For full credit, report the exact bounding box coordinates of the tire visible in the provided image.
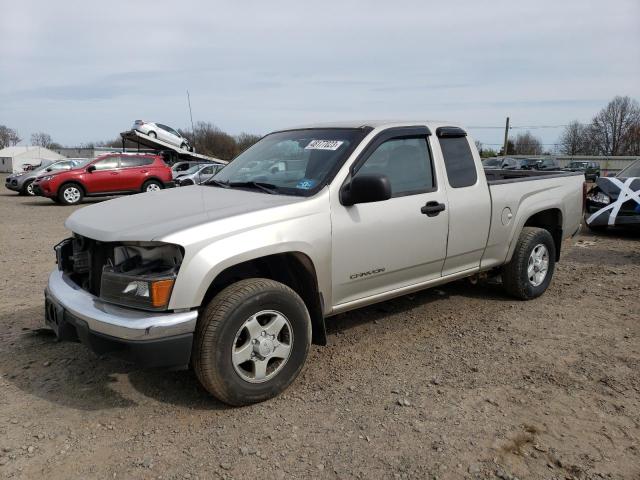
[142,179,162,193]
[148,131,157,139]
[193,278,312,406]
[180,143,188,151]
[58,183,84,205]
[23,180,35,196]
[502,227,556,300]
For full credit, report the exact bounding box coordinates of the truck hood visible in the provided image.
[65,185,305,242]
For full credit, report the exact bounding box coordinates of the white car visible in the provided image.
[132,120,193,151]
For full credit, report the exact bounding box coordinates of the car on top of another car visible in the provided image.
[32,153,173,205]
[131,120,193,151]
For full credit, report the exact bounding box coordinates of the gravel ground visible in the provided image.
[0,181,638,480]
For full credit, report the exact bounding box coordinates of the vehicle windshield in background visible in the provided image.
[568,162,588,169]
[210,128,368,196]
[616,160,640,177]
[482,158,502,167]
[182,164,207,175]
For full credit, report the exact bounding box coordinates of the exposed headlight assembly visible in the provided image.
[100,243,183,311]
[587,191,611,205]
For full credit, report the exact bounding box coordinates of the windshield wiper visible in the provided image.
[228,181,279,194]
[207,179,231,188]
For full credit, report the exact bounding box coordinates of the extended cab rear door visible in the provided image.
[434,127,491,275]
[330,126,449,307]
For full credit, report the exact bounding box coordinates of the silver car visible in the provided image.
[5,158,86,196]
[175,163,224,186]
[131,120,193,151]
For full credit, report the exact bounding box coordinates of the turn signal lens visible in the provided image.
[150,279,175,308]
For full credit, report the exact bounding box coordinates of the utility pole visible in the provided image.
[502,117,510,156]
[187,90,196,151]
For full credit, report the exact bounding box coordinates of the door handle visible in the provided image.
[421,201,446,217]
[140,169,148,173]
[110,172,119,175]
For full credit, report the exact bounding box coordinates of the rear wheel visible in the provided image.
[502,227,556,300]
[142,180,162,192]
[148,131,157,139]
[58,183,84,205]
[193,278,312,406]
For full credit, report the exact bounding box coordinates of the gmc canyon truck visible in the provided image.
[44,121,584,405]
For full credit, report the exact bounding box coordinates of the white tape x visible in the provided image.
[587,177,640,226]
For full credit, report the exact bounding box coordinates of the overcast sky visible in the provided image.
[1,0,639,150]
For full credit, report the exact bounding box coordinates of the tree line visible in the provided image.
[2,95,638,159]
[558,96,640,156]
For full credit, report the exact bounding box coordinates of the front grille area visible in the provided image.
[56,235,114,296]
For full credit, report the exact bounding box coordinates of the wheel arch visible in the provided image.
[522,208,563,261]
[141,177,163,190]
[200,252,327,346]
[58,180,86,197]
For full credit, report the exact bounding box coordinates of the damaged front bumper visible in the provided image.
[44,269,197,368]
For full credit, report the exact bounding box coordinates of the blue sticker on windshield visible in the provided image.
[296,179,317,190]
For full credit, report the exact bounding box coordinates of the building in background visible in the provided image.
[0,146,66,173]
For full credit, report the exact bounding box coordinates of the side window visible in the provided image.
[438,136,477,188]
[120,156,153,168]
[355,137,434,197]
[201,166,214,175]
[93,156,119,171]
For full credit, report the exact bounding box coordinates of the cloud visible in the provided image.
[0,0,638,147]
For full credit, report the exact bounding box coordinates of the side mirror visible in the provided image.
[45,168,52,172]
[87,165,96,173]
[341,174,392,206]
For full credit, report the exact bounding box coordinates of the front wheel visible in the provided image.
[147,131,157,139]
[22,180,35,196]
[193,278,312,406]
[502,227,556,300]
[142,180,162,192]
[58,183,84,205]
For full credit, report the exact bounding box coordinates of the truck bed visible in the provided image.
[485,169,583,185]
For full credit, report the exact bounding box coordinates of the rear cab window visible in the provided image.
[436,127,477,188]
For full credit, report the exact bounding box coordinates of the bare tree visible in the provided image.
[0,125,21,148]
[559,121,587,155]
[31,132,54,148]
[590,96,640,155]
[235,132,261,154]
[512,131,543,155]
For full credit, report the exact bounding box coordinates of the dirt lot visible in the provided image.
[0,183,638,480]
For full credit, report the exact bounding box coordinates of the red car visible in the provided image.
[33,153,173,205]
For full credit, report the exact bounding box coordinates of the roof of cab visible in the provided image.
[278,120,465,132]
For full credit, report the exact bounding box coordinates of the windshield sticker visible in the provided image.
[296,179,317,190]
[305,139,344,151]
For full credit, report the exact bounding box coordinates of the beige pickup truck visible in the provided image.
[45,121,584,405]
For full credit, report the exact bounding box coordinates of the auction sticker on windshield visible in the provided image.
[305,140,344,150]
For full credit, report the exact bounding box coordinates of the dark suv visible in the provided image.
[563,161,600,181]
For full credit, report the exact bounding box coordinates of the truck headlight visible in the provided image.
[99,242,183,311]
[101,271,175,310]
[586,191,610,205]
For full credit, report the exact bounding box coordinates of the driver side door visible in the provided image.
[330,127,449,307]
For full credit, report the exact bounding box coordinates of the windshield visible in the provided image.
[211,128,369,195]
[617,160,640,177]
[182,164,206,175]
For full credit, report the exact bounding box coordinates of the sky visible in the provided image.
[1,0,639,151]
